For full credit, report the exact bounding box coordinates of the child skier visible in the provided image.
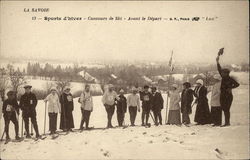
[2,91,21,141]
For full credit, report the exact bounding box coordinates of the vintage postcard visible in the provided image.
[0,1,249,159]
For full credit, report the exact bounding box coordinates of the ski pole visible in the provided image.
[149,111,155,124]
[0,130,5,141]
[44,102,47,135]
[21,117,24,137]
[165,94,169,124]
[31,124,33,136]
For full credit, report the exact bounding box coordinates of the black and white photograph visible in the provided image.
[0,1,249,159]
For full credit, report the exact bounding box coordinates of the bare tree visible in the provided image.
[56,80,70,95]
[0,68,9,100]
[7,65,26,94]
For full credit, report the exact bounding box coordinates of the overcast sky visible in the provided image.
[1,1,249,64]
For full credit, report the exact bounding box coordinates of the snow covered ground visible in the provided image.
[0,85,249,159]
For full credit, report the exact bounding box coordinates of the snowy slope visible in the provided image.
[0,85,249,159]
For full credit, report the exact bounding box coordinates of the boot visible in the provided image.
[15,136,21,140]
[26,134,31,138]
[6,135,10,140]
[36,134,41,138]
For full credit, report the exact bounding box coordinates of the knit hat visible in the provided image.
[196,79,204,85]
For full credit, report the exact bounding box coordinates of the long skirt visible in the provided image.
[167,110,181,125]
[60,111,74,130]
[194,101,211,125]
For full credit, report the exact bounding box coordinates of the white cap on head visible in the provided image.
[132,87,137,91]
[50,87,57,92]
[196,79,204,85]
[119,89,124,93]
[63,86,71,91]
[172,84,178,89]
[108,84,114,88]
[213,74,222,80]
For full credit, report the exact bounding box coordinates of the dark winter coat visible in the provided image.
[181,89,193,114]
[19,92,38,116]
[59,92,74,130]
[2,98,20,117]
[217,63,240,108]
[139,91,152,108]
[194,86,211,124]
[151,92,164,111]
[116,94,127,114]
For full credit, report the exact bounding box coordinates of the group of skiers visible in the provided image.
[0,54,240,141]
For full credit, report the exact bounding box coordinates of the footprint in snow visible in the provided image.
[191,132,196,135]
[179,141,184,144]
[142,132,147,135]
[148,140,153,144]
[163,139,168,143]
[128,140,132,143]
[103,151,111,157]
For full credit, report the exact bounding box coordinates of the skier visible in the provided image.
[151,86,164,125]
[102,84,119,128]
[59,86,74,132]
[116,89,127,127]
[127,87,140,126]
[44,87,61,135]
[210,74,222,126]
[193,79,211,125]
[216,55,240,126]
[20,85,41,138]
[2,91,21,141]
[79,84,93,130]
[167,84,181,125]
[139,85,152,126]
[181,82,193,125]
